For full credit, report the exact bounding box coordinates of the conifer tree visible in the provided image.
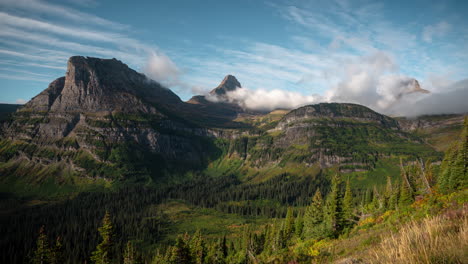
[283,207,295,241]
[294,212,304,239]
[91,211,114,264]
[389,181,399,210]
[370,186,381,211]
[169,236,191,264]
[342,179,354,228]
[304,189,325,239]
[439,118,467,192]
[383,176,393,209]
[399,175,413,207]
[221,235,228,259]
[189,230,205,264]
[31,226,51,264]
[50,237,64,264]
[123,241,139,264]
[326,175,344,237]
[206,238,226,264]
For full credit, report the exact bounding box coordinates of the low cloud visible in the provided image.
[324,52,429,112]
[218,87,320,111]
[390,79,468,117]
[15,98,26,104]
[143,51,180,85]
[204,51,468,117]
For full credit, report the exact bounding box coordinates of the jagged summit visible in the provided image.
[24,56,181,113]
[209,75,241,97]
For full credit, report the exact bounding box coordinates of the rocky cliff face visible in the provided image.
[0,57,225,179]
[209,75,242,97]
[0,57,439,182]
[222,103,436,172]
[397,114,465,132]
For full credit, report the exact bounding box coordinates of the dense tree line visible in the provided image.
[0,171,326,263]
[4,119,467,263]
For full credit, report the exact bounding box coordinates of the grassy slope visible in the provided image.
[282,189,468,263]
[156,200,269,243]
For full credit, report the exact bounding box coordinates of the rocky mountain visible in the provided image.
[397,114,465,151]
[0,57,235,181]
[220,103,437,174]
[187,75,264,125]
[209,74,242,97]
[0,56,442,187]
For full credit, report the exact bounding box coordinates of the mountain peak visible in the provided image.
[209,75,241,96]
[23,56,181,113]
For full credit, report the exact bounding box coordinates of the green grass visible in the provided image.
[154,200,269,243]
[345,158,401,189]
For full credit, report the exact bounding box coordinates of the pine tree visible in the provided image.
[389,181,399,210]
[123,241,139,264]
[221,235,228,259]
[342,179,354,228]
[206,239,226,264]
[91,211,114,264]
[189,230,205,264]
[398,162,414,207]
[283,207,295,241]
[50,237,64,264]
[383,176,393,209]
[169,236,192,264]
[31,226,52,264]
[370,186,381,211]
[294,212,304,239]
[304,188,325,239]
[326,175,344,237]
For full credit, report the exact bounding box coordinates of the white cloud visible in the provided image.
[0,12,140,47]
[390,79,468,116]
[15,98,27,104]
[210,87,320,111]
[1,0,126,30]
[422,21,451,43]
[143,51,181,85]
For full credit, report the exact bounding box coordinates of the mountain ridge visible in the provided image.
[0,56,443,188]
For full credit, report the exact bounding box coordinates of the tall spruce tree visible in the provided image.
[304,189,325,239]
[189,230,206,264]
[123,241,139,264]
[439,117,468,192]
[326,175,344,237]
[91,211,114,264]
[31,226,51,264]
[50,237,64,264]
[283,207,295,241]
[168,236,192,264]
[342,179,354,228]
[294,212,304,239]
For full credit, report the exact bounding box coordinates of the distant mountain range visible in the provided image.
[0,56,463,192]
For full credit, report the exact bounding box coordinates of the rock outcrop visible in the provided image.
[209,75,242,97]
[0,57,224,178]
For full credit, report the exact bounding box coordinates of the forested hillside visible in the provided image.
[0,57,466,264]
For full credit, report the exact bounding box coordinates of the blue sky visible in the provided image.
[0,0,467,114]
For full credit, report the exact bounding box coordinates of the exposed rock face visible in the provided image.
[209,75,241,97]
[221,103,432,172]
[0,56,220,176]
[0,57,438,181]
[26,56,181,114]
[186,75,254,122]
[397,114,465,132]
